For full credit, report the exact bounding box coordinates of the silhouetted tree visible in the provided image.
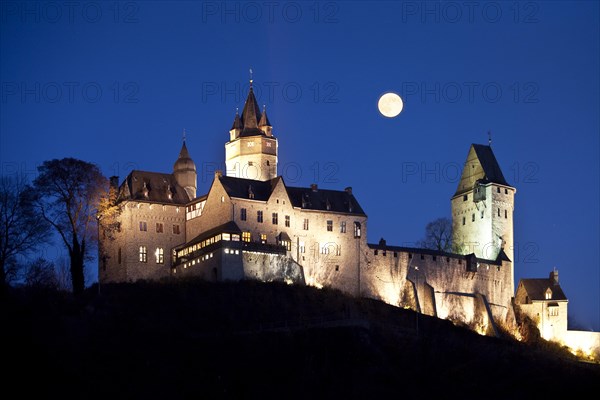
[24,258,57,288]
[418,217,453,252]
[33,158,108,295]
[0,175,51,289]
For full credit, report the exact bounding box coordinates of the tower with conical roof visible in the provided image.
[173,138,197,200]
[225,78,277,181]
[451,143,516,264]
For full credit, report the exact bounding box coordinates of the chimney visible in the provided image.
[550,269,559,285]
[379,237,386,247]
[345,186,352,195]
[109,176,119,190]
[310,183,318,192]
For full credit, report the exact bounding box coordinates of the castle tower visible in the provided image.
[451,144,515,263]
[173,140,197,200]
[225,79,278,181]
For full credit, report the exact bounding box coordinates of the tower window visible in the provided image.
[139,246,147,263]
[481,210,484,218]
[340,221,347,233]
[505,188,508,194]
[285,215,290,227]
[241,208,247,221]
[336,246,341,256]
[266,160,270,166]
[327,220,333,232]
[139,221,147,232]
[156,223,163,233]
[353,221,361,238]
[497,187,501,193]
[257,210,263,223]
[303,218,309,230]
[505,209,508,219]
[272,213,278,225]
[173,224,180,234]
[498,208,501,217]
[155,248,164,264]
[472,213,475,222]
[463,194,468,201]
[462,216,466,225]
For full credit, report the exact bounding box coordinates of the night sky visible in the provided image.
[1,1,598,330]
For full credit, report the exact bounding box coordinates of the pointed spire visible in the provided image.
[258,105,271,127]
[178,140,191,159]
[240,78,263,136]
[231,108,242,130]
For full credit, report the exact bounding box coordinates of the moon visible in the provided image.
[378,92,404,118]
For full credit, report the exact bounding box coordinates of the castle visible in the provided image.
[98,79,598,350]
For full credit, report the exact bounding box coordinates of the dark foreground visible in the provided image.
[2,279,598,399]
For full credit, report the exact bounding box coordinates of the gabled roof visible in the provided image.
[118,170,190,204]
[518,278,568,301]
[286,186,366,215]
[218,175,366,215]
[454,144,510,196]
[219,175,280,201]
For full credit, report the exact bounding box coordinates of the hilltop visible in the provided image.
[2,279,598,399]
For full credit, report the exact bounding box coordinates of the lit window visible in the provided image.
[139,246,147,263]
[327,220,333,232]
[549,307,559,316]
[223,233,231,241]
[320,244,330,255]
[241,208,247,221]
[260,234,267,244]
[285,215,290,227]
[340,221,346,233]
[545,290,552,300]
[155,248,164,264]
[242,232,251,242]
[257,210,263,223]
[224,248,230,254]
[173,224,180,234]
[156,223,163,233]
[336,245,341,256]
[303,218,309,230]
[139,221,147,231]
[354,221,361,238]
[272,213,278,225]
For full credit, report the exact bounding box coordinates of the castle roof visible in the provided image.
[367,243,508,265]
[239,85,265,137]
[218,175,366,215]
[173,141,196,173]
[517,278,568,301]
[454,144,510,197]
[258,106,271,127]
[182,221,242,248]
[118,170,191,204]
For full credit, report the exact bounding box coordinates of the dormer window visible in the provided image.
[248,185,254,199]
[545,288,552,300]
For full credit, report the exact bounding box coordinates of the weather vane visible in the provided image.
[183,128,186,142]
[249,68,253,86]
[488,131,492,146]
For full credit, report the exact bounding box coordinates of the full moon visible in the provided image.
[378,92,404,118]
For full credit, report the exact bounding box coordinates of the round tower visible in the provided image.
[173,141,197,200]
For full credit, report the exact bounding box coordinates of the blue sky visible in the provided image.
[1,1,598,329]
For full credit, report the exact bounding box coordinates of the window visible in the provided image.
[139,246,147,263]
[335,265,339,271]
[272,212,278,225]
[549,307,559,317]
[472,213,475,222]
[374,249,378,255]
[394,252,398,258]
[340,221,346,233]
[281,240,291,251]
[299,241,305,253]
[285,215,290,227]
[266,160,270,166]
[118,247,121,264]
[303,218,309,230]
[139,221,147,231]
[545,290,552,300]
[241,208,247,221]
[173,224,180,234]
[155,248,164,264]
[463,194,468,201]
[257,210,263,223]
[409,253,413,259]
[498,208,501,217]
[505,188,508,194]
[320,244,330,255]
[481,210,484,219]
[420,254,424,260]
[497,187,501,193]
[432,255,437,261]
[327,220,333,232]
[156,223,163,233]
[248,161,253,166]
[462,216,466,225]
[260,234,267,244]
[505,209,508,219]
[354,221,361,238]
[242,232,251,242]
[336,245,341,256]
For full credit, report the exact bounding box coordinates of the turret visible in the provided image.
[173,141,197,200]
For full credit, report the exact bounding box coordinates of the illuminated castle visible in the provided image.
[99,79,526,335]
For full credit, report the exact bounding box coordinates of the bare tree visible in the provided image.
[24,258,57,288]
[33,158,108,295]
[418,217,453,252]
[0,175,51,289]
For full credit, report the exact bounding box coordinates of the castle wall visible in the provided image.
[361,249,514,329]
[517,301,568,342]
[225,136,277,181]
[185,178,232,238]
[99,201,186,283]
[564,330,600,357]
[242,252,304,284]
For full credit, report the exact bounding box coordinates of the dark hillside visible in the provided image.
[2,279,598,399]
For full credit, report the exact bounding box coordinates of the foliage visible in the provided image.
[0,174,51,288]
[418,217,453,252]
[33,158,108,295]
